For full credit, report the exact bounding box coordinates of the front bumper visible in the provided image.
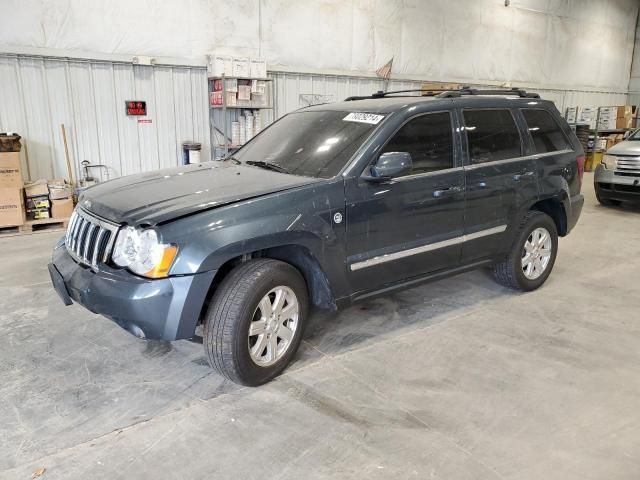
[594,164,640,203]
[49,241,216,341]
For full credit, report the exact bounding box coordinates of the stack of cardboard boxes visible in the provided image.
[0,138,25,228]
[24,179,73,220]
[597,106,633,130]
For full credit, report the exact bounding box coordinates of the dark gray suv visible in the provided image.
[49,88,585,386]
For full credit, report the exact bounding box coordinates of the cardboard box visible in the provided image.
[24,180,49,198]
[26,195,50,210]
[26,208,50,220]
[207,55,233,77]
[249,59,267,79]
[577,107,597,128]
[598,117,617,130]
[0,152,23,188]
[0,187,25,227]
[617,106,632,118]
[421,82,461,94]
[232,57,250,77]
[617,115,633,129]
[565,107,578,123]
[51,198,74,219]
[48,179,73,200]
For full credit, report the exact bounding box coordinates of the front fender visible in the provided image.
[157,181,349,297]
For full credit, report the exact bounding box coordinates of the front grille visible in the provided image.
[65,208,120,269]
[614,156,640,175]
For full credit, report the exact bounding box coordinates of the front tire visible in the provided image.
[493,211,558,291]
[203,259,309,386]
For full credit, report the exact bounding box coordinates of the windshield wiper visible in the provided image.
[224,156,241,164]
[245,160,290,174]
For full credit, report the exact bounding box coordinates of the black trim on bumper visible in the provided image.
[567,193,584,233]
[50,244,216,341]
[597,182,640,203]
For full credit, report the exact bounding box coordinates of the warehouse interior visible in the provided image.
[1,1,640,479]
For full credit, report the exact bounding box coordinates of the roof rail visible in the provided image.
[437,87,540,99]
[344,86,540,101]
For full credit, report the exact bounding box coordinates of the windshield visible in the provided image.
[232,110,384,178]
[627,128,640,140]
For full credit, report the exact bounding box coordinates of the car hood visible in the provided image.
[79,161,321,225]
[607,140,640,156]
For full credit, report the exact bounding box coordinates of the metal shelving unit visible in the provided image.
[208,74,274,160]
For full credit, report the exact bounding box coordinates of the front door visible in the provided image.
[345,111,465,294]
[460,108,538,263]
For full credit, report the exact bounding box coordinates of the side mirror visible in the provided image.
[363,152,413,182]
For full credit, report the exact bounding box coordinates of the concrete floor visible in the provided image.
[1,172,640,479]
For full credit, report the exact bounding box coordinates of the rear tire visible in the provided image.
[203,259,309,386]
[493,211,558,291]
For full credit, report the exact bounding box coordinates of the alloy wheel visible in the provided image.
[521,227,552,280]
[248,286,299,367]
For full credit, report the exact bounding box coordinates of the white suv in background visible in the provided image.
[595,129,640,206]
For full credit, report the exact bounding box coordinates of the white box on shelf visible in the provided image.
[250,59,267,79]
[577,106,596,128]
[598,117,617,130]
[238,85,251,101]
[208,55,233,77]
[225,78,238,93]
[565,107,577,123]
[232,58,250,77]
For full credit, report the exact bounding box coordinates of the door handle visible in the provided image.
[433,186,463,198]
[513,171,535,181]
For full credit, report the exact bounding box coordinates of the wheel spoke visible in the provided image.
[521,252,532,267]
[259,296,273,317]
[249,320,266,336]
[280,302,298,320]
[251,333,268,358]
[267,334,278,361]
[278,324,294,342]
[273,289,287,316]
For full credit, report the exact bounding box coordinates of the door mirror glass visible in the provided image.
[365,152,413,181]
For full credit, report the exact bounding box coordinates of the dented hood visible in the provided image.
[79,161,320,225]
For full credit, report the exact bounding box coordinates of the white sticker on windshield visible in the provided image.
[343,112,385,125]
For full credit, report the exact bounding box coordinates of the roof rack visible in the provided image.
[344,87,540,101]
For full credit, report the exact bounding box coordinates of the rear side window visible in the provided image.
[463,109,522,164]
[380,111,453,175]
[522,109,571,153]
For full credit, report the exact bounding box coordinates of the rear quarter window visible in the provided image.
[521,109,571,153]
[463,109,522,164]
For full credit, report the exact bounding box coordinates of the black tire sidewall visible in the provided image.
[230,263,309,385]
[512,214,558,291]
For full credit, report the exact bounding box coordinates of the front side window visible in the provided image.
[234,110,383,178]
[522,109,571,153]
[380,112,454,175]
[463,109,522,164]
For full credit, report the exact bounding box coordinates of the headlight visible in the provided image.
[602,154,617,170]
[112,227,178,279]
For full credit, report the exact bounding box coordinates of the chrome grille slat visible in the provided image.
[64,208,120,270]
[614,156,640,174]
[71,218,84,253]
[84,224,98,260]
[91,228,106,267]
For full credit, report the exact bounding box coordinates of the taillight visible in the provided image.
[576,155,585,188]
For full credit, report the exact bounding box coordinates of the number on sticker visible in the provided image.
[343,112,385,124]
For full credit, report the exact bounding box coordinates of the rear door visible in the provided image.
[460,108,538,263]
[345,110,465,293]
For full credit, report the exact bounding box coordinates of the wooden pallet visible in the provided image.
[0,217,70,237]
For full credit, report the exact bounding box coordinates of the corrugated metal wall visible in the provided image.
[0,55,209,183]
[0,55,631,182]
[270,71,629,118]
